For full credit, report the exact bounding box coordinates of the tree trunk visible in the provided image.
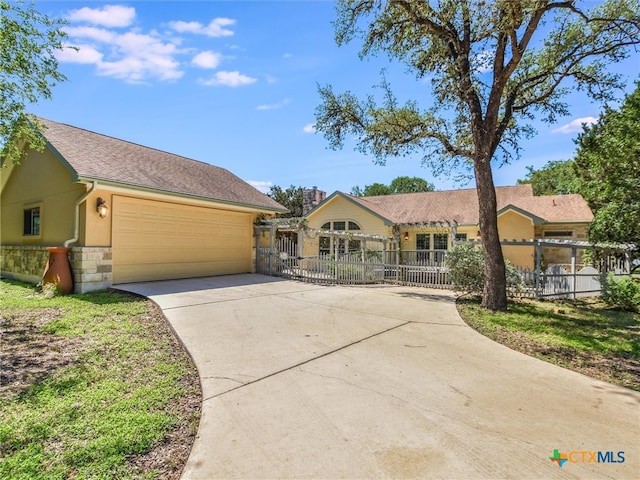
[474,157,508,311]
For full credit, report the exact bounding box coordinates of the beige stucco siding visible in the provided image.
[0,149,84,245]
[304,195,392,255]
[112,196,253,283]
[498,210,536,269]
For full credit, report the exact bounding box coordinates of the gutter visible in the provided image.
[64,181,98,247]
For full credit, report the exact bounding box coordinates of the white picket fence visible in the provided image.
[256,236,630,297]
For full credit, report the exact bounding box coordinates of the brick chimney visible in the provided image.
[302,186,326,215]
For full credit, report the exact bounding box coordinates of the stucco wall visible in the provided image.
[1,148,84,245]
[304,195,393,256]
[498,210,536,269]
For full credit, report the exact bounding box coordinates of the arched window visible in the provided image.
[319,220,362,255]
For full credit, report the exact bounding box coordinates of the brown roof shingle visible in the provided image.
[39,118,286,212]
[340,184,592,224]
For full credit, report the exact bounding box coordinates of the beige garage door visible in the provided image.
[112,196,253,283]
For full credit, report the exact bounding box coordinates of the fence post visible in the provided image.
[571,247,577,300]
[535,240,542,298]
[268,222,275,275]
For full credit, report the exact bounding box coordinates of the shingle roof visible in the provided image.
[38,118,287,212]
[499,194,594,223]
[333,184,592,225]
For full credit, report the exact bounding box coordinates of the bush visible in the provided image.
[446,243,484,294]
[446,243,523,295]
[601,273,640,312]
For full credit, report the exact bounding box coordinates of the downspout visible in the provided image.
[64,181,98,247]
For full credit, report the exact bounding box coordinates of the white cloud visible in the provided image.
[169,18,235,37]
[256,98,291,110]
[303,123,316,133]
[68,5,135,28]
[552,116,598,134]
[248,180,273,194]
[64,26,117,43]
[199,71,257,87]
[61,26,184,83]
[58,10,246,85]
[55,44,103,64]
[191,51,222,69]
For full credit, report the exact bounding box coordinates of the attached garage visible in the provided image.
[0,118,287,293]
[112,196,254,283]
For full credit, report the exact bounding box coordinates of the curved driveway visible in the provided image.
[117,274,639,479]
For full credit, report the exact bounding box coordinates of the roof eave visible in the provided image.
[76,176,288,214]
[497,204,546,224]
[307,191,395,226]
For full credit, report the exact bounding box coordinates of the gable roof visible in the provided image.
[311,184,593,225]
[498,194,594,223]
[36,118,287,212]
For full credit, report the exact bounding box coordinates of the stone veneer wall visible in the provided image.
[0,245,112,294]
[70,247,113,294]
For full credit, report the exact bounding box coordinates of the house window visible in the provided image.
[433,234,449,250]
[333,221,346,231]
[348,239,361,253]
[544,231,573,238]
[455,233,468,242]
[318,220,362,255]
[23,207,40,236]
[416,234,430,262]
[416,234,430,250]
[319,236,330,255]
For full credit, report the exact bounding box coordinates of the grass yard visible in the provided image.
[457,296,640,391]
[0,280,201,480]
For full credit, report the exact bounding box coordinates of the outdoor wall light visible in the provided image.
[96,197,109,219]
[404,232,409,241]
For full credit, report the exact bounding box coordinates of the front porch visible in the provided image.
[255,219,635,298]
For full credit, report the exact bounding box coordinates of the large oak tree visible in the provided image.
[315,0,640,310]
[1,0,69,163]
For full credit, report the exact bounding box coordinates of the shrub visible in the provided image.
[601,273,640,312]
[446,243,523,295]
[446,243,484,294]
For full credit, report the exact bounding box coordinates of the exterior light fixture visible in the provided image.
[96,197,109,219]
[404,232,409,241]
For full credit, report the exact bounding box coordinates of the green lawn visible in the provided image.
[457,296,640,391]
[0,280,201,480]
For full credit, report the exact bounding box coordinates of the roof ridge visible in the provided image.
[359,184,531,200]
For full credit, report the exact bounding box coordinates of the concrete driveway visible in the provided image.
[117,274,639,479]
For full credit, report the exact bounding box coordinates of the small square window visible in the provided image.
[333,221,346,231]
[455,233,468,241]
[23,207,40,236]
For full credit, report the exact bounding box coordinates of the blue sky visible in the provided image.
[29,1,639,195]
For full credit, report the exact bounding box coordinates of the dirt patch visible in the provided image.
[0,307,83,400]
